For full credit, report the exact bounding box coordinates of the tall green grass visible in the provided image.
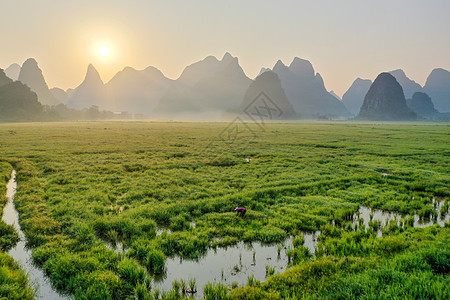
[0,121,448,298]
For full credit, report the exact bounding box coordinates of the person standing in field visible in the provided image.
[234,207,247,217]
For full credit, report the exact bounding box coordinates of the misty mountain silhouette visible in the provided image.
[344,70,422,117]
[18,58,60,106]
[67,64,111,110]
[258,67,271,77]
[389,69,422,99]
[406,92,438,119]
[342,78,372,115]
[50,87,69,104]
[10,56,449,120]
[5,63,21,81]
[358,73,416,120]
[423,68,450,112]
[0,69,13,87]
[329,91,341,101]
[271,58,350,118]
[239,71,296,120]
[0,68,43,121]
[155,53,252,119]
[106,66,172,114]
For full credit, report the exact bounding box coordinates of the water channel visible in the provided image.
[2,171,68,300]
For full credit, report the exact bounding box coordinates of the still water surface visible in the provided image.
[2,171,68,300]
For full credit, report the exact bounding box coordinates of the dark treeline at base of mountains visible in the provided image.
[0,69,126,122]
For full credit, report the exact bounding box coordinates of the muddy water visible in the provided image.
[2,171,68,300]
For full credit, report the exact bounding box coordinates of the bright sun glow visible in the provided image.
[98,46,110,57]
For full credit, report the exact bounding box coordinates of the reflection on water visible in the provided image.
[154,200,448,298]
[152,229,321,299]
[415,199,449,227]
[153,238,292,299]
[354,199,449,236]
[355,206,402,237]
[303,230,321,255]
[2,171,68,300]
[157,227,172,236]
[104,240,125,253]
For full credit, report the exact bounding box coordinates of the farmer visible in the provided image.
[234,207,247,217]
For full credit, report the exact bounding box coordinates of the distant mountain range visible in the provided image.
[268,58,350,118]
[3,55,450,120]
[17,58,60,106]
[155,53,252,119]
[0,68,43,121]
[239,71,296,120]
[342,78,372,116]
[407,92,438,119]
[342,68,450,116]
[358,73,416,121]
[67,64,111,110]
[50,87,69,104]
[5,63,20,81]
[423,68,450,113]
[106,66,172,114]
[0,67,124,122]
[389,69,423,99]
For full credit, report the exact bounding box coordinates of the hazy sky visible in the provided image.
[1,0,449,96]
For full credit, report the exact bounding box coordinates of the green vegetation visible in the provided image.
[230,226,449,299]
[0,121,449,299]
[0,252,36,300]
[0,160,35,299]
[0,69,43,122]
[0,68,131,123]
[0,161,16,250]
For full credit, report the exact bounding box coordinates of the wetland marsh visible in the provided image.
[0,121,449,299]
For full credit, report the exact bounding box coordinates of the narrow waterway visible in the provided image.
[2,170,68,300]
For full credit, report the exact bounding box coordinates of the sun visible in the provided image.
[98,46,110,57]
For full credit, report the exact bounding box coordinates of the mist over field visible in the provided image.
[2,54,450,122]
[1,1,449,300]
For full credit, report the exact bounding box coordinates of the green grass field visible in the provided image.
[0,121,449,299]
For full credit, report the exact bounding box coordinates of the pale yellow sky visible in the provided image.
[1,0,449,97]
